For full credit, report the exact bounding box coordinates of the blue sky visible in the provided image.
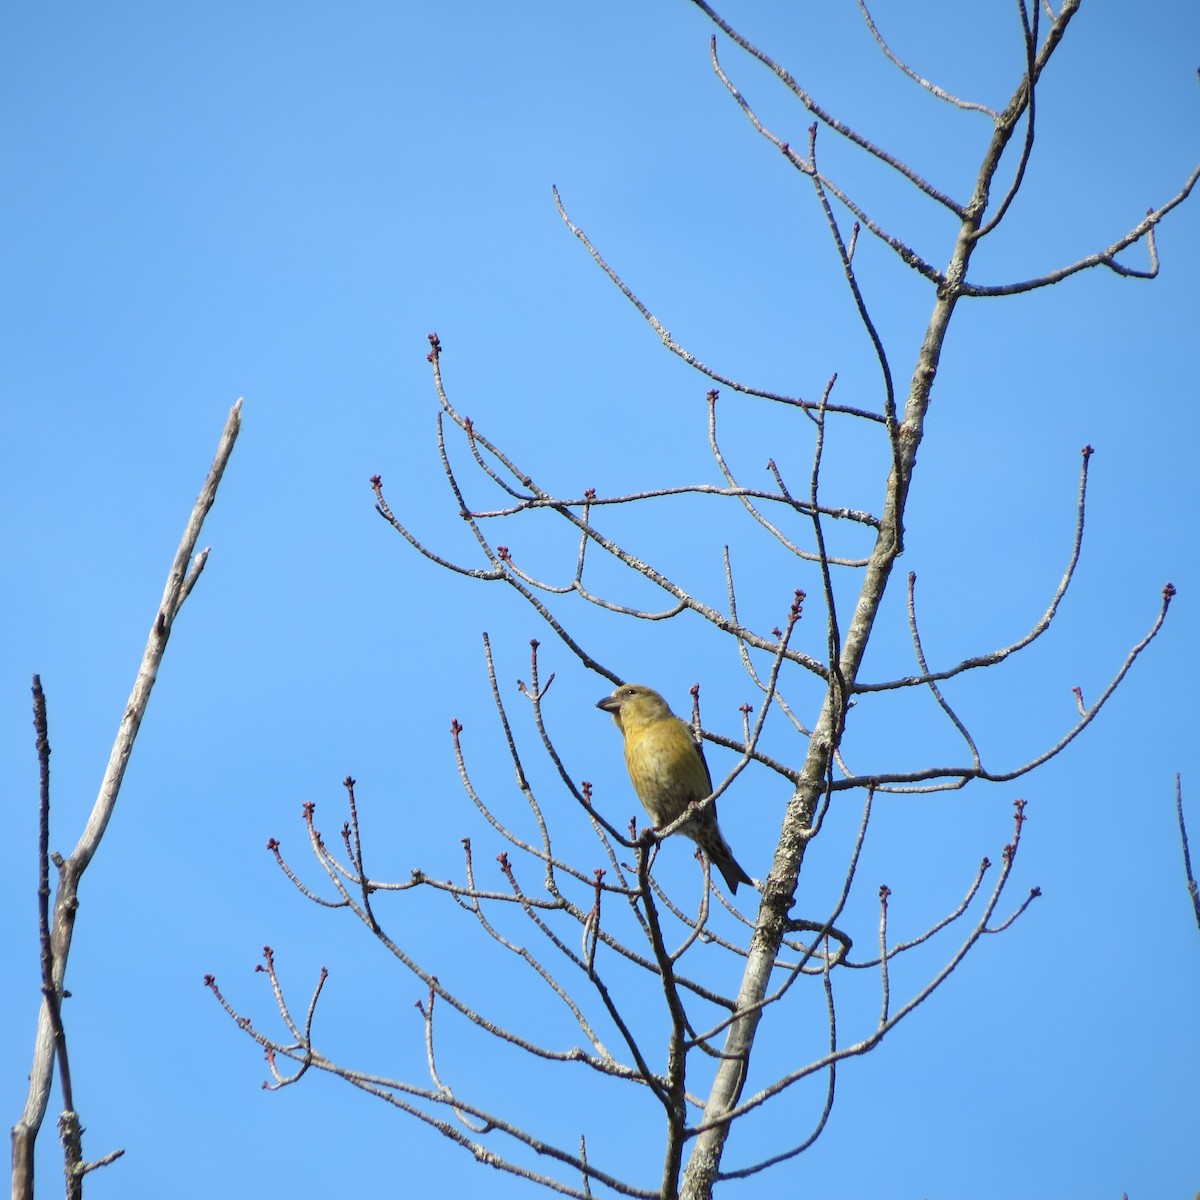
[3,3,1198,1197]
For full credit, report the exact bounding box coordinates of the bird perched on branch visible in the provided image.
[596,684,754,894]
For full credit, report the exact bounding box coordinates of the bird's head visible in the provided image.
[596,684,674,734]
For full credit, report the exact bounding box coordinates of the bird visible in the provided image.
[596,683,754,894]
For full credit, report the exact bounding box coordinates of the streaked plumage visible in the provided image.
[596,684,753,894]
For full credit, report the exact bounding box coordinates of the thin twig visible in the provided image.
[856,0,997,115]
[1177,775,1200,934]
[553,187,888,422]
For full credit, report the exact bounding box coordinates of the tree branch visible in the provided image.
[11,399,242,1200]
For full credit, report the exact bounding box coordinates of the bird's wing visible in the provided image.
[687,720,715,795]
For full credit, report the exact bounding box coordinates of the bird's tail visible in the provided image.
[698,825,754,895]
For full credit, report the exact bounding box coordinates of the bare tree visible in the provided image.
[210,5,1194,1199]
[11,402,242,1200]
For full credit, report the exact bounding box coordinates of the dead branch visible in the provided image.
[12,400,242,1200]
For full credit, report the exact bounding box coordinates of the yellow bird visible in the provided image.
[596,684,754,894]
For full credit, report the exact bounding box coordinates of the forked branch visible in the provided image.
[13,400,242,1200]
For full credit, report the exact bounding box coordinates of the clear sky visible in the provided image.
[3,3,1198,1198]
